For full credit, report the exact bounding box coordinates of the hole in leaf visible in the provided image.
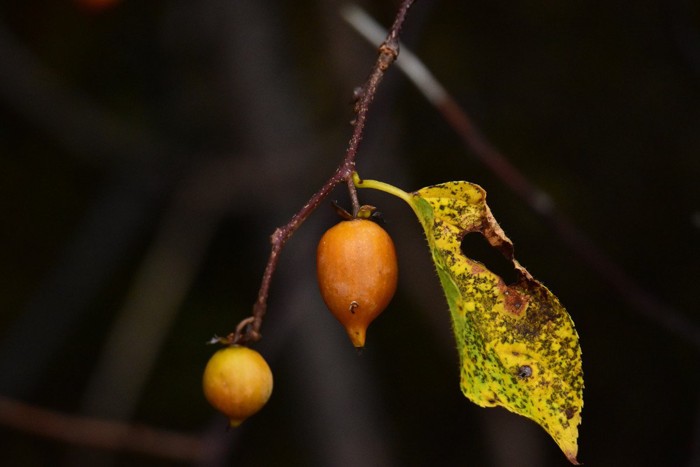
[460,232,518,284]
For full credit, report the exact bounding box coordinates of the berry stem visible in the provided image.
[352,172,413,205]
[347,177,361,217]
[229,0,415,346]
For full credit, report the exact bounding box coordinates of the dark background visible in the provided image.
[1,1,698,466]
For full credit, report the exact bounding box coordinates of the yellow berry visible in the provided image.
[202,346,273,427]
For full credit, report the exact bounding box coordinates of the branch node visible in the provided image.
[378,41,399,71]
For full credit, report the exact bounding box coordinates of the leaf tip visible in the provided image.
[566,451,581,465]
[556,432,581,465]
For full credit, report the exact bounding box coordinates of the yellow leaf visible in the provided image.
[355,174,584,464]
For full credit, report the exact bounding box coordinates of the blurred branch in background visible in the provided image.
[0,395,210,463]
[343,4,700,351]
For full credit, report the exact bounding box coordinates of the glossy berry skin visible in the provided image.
[202,346,273,427]
[316,218,398,348]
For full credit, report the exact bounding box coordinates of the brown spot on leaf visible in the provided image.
[504,287,528,316]
[565,407,576,420]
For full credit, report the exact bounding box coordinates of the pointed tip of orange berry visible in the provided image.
[346,326,367,348]
[229,418,245,428]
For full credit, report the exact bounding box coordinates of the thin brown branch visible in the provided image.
[230,0,416,345]
[0,395,206,462]
[343,5,700,350]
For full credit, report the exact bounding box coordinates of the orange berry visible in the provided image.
[316,218,398,348]
[202,346,273,427]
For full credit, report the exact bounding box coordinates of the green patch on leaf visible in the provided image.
[355,174,584,464]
